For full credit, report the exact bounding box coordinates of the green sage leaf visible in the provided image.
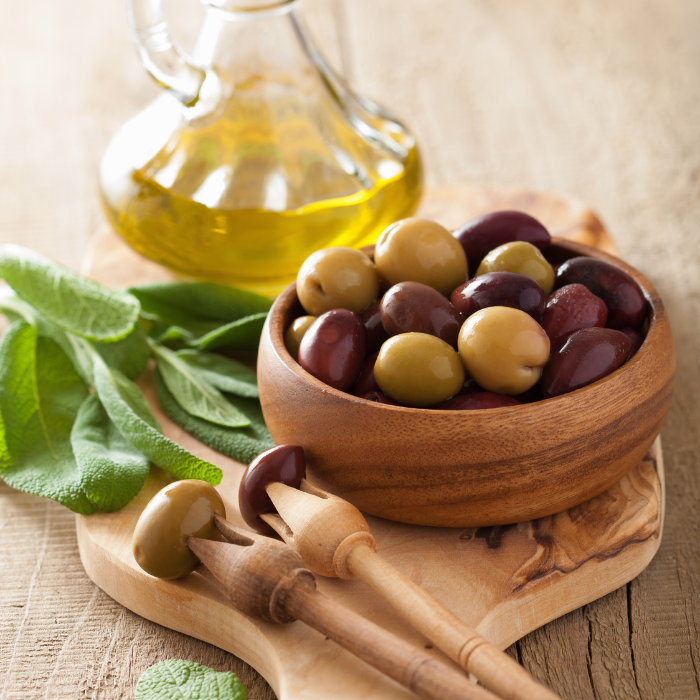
[176,350,258,398]
[0,244,140,342]
[129,281,271,328]
[0,322,94,513]
[93,323,150,379]
[152,343,250,428]
[155,370,273,464]
[135,659,246,700]
[71,393,150,512]
[93,357,222,485]
[191,313,268,352]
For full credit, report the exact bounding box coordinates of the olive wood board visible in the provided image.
[76,185,664,700]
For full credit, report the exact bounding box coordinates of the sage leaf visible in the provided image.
[129,281,271,328]
[93,357,222,485]
[152,343,250,428]
[0,244,140,342]
[93,323,150,379]
[71,393,150,512]
[135,659,246,700]
[176,350,258,398]
[192,312,268,352]
[155,370,273,464]
[0,322,94,514]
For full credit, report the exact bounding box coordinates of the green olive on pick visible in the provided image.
[132,480,226,579]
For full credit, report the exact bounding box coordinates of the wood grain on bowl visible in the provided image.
[258,239,675,527]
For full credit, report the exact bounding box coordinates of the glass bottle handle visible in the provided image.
[127,0,206,106]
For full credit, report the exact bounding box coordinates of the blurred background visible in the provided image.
[1,1,699,698]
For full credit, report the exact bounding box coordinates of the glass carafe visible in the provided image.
[100,0,422,295]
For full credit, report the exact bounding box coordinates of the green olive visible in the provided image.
[458,307,550,395]
[284,315,317,361]
[132,480,226,579]
[374,218,468,296]
[374,333,465,407]
[476,241,554,294]
[297,247,380,316]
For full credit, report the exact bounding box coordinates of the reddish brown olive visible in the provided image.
[453,211,551,276]
[450,272,546,321]
[353,351,380,396]
[360,301,389,353]
[554,257,647,329]
[298,309,366,391]
[540,284,608,349]
[619,328,645,357]
[540,327,631,398]
[238,444,306,534]
[359,391,398,405]
[438,392,522,410]
[380,281,464,347]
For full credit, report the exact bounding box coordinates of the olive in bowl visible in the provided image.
[258,238,674,528]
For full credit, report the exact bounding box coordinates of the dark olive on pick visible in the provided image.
[452,211,551,276]
[540,327,631,398]
[132,480,226,580]
[438,392,522,410]
[380,281,464,347]
[540,283,608,350]
[299,309,366,391]
[450,272,546,321]
[239,444,306,534]
[553,257,647,329]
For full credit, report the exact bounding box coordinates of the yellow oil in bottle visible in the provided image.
[101,85,422,296]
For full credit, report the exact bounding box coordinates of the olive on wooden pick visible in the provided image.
[132,480,226,579]
[239,444,306,534]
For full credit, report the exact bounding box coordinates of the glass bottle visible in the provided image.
[100,0,422,295]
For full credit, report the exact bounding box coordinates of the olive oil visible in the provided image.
[101,88,422,296]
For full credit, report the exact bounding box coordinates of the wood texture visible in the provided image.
[258,238,674,527]
[74,190,665,700]
[2,0,699,697]
[264,481,559,700]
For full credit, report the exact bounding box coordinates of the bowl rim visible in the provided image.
[266,237,665,414]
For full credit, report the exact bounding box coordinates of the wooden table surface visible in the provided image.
[1,1,699,698]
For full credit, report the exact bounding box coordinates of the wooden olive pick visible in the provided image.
[262,480,560,700]
[188,516,496,700]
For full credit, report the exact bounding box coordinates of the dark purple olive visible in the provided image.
[554,257,647,329]
[540,328,631,399]
[359,391,398,405]
[360,301,389,353]
[619,328,645,358]
[380,281,464,347]
[239,444,306,534]
[299,309,366,391]
[450,272,546,321]
[512,384,541,404]
[438,392,522,410]
[353,351,380,395]
[453,211,551,276]
[540,284,608,350]
[457,375,481,395]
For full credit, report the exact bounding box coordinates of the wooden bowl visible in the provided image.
[257,240,675,527]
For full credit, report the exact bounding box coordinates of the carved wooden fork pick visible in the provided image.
[261,480,561,700]
[190,517,496,700]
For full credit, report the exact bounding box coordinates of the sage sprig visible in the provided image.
[0,245,274,514]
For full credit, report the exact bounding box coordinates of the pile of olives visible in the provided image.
[284,211,648,409]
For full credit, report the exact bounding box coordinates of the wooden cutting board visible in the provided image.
[76,186,664,700]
